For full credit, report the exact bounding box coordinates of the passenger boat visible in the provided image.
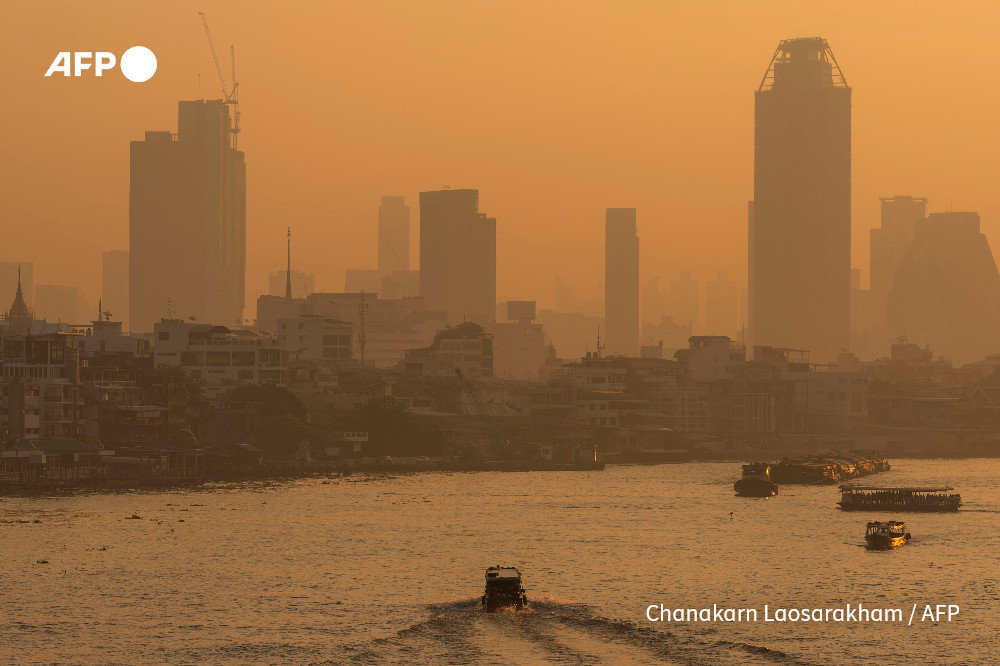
[481,566,528,612]
[734,463,778,497]
[838,485,961,512]
[865,521,911,549]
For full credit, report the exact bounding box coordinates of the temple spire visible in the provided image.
[8,264,31,335]
[285,227,292,299]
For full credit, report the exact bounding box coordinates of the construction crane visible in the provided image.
[198,11,241,148]
[455,368,511,447]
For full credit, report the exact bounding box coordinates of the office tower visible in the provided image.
[887,212,1000,365]
[378,196,410,274]
[670,271,700,331]
[751,38,851,362]
[419,189,496,325]
[129,99,246,332]
[706,272,738,337]
[102,250,129,327]
[604,208,639,356]
[0,262,33,310]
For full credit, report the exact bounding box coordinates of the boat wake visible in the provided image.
[338,598,812,665]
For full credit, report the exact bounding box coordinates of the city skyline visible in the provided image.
[4,2,1000,317]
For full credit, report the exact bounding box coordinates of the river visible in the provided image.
[3,459,998,664]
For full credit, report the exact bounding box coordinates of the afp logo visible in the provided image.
[45,46,157,83]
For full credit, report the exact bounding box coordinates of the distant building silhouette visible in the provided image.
[102,250,129,329]
[554,275,579,312]
[706,272,738,337]
[750,38,851,362]
[378,196,410,273]
[887,212,1000,364]
[868,196,927,347]
[0,262,33,311]
[34,284,87,323]
[605,208,639,356]
[419,188,496,325]
[130,100,246,332]
[669,271,700,331]
[641,276,669,328]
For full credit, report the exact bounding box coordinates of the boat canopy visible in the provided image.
[840,485,953,492]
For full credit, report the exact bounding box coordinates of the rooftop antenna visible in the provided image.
[596,324,605,358]
[285,226,293,299]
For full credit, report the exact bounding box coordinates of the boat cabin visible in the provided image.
[483,566,528,611]
[866,520,907,537]
[741,463,771,480]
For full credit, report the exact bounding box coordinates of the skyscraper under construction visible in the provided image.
[129,100,246,332]
[750,38,851,362]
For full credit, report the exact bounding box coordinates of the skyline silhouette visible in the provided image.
[4,3,1000,319]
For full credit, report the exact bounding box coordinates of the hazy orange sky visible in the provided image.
[3,1,1000,320]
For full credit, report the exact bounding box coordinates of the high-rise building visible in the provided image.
[706,272,738,337]
[670,271,700,331]
[378,196,410,274]
[129,99,246,332]
[750,38,851,362]
[0,262,33,311]
[419,189,496,325]
[604,208,639,356]
[102,250,129,329]
[887,212,1000,365]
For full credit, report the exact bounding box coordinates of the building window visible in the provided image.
[158,331,170,341]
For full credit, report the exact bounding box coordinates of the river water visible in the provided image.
[2,459,998,665]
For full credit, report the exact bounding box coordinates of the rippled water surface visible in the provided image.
[3,459,998,665]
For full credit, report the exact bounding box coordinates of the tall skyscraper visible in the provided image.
[102,250,129,328]
[605,208,639,356]
[705,272,738,337]
[0,262,33,311]
[750,38,851,362]
[129,99,246,332]
[419,189,496,325]
[378,196,410,274]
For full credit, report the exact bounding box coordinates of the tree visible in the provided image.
[341,397,448,457]
[226,384,308,459]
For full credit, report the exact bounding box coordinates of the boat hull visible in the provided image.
[734,478,778,497]
[865,533,911,549]
[482,595,526,612]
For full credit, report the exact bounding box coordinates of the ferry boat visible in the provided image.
[865,521,911,549]
[734,463,778,497]
[481,566,528,612]
[839,485,962,512]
